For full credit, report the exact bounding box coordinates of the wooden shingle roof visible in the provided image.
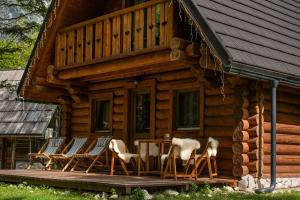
[0,70,57,137]
[180,0,300,86]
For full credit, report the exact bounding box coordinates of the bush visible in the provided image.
[191,183,199,193]
[130,188,145,200]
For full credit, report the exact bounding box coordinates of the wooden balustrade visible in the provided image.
[55,0,173,69]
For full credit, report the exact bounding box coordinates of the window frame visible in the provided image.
[169,83,204,136]
[90,93,113,135]
[175,89,201,130]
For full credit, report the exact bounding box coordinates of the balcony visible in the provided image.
[55,0,174,70]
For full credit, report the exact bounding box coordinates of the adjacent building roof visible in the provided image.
[0,70,57,137]
[180,0,300,87]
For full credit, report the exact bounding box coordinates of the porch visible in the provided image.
[0,170,237,194]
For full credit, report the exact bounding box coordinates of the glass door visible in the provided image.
[129,88,151,150]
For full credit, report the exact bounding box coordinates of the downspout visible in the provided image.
[255,80,279,193]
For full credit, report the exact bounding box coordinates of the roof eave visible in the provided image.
[179,0,233,66]
[226,62,300,88]
[17,0,57,95]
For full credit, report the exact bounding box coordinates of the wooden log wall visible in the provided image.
[61,104,72,138]
[221,85,250,178]
[262,85,300,178]
[62,35,257,177]
[242,85,264,178]
[205,86,245,177]
[71,102,89,137]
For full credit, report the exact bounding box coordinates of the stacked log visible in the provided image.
[170,37,200,65]
[262,85,300,178]
[71,102,89,137]
[112,89,126,141]
[57,96,73,138]
[242,86,264,178]
[230,86,250,178]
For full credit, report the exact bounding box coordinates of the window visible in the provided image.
[91,93,113,133]
[135,92,150,134]
[175,90,200,130]
[94,100,110,131]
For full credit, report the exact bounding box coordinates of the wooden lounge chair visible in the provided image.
[109,139,139,175]
[70,136,112,173]
[48,137,88,171]
[27,137,65,170]
[161,137,200,180]
[193,137,219,179]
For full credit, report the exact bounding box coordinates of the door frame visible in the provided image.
[125,79,156,148]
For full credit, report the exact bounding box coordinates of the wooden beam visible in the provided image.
[47,65,86,86]
[57,50,171,79]
[82,60,190,83]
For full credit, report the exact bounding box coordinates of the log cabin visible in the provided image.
[0,70,59,169]
[17,0,300,185]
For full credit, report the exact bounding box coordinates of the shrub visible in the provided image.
[130,188,145,200]
[191,183,199,193]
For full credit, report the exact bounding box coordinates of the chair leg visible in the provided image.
[207,157,213,179]
[213,157,218,177]
[27,156,33,170]
[120,160,129,176]
[62,158,73,172]
[110,154,115,175]
[162,158,170,178]
[197,159,206,176]
[86,156,99,173]
[71,158,81,172]
[193,158,197,181]
[46,158,53,169]
[172,156,177,180]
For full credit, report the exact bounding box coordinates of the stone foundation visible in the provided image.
[238,175,300,191]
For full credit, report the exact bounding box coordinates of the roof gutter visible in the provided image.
[225,63,300,88]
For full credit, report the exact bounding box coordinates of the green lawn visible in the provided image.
[0,182,299,200]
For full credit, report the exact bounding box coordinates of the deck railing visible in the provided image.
[55,0,173,69]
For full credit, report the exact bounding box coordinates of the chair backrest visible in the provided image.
[134,140,159,161]
[172,137,201,161]
[43,137,65,156]
[88,136,111,156]
[65,137,88,157]
[207,137,219,157]
[109,139,127,154]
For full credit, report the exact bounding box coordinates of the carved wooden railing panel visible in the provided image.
[55,0,173,69]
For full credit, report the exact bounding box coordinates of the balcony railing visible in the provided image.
[55,0,173,69]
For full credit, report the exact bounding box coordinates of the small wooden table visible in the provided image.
[136,139,172,176]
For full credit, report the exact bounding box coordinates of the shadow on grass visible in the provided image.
[3,197,25,200]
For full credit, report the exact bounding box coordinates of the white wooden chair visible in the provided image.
[161,137,200,180]
[109,139,139,175]
[193,137,219,178]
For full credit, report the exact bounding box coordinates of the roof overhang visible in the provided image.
[179,0,300,88]
[0,134,44,138]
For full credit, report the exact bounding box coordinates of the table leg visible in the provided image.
[146,142,149,173]
[138,143,141,176]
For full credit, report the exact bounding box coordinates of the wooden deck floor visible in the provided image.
[0,170,237,194]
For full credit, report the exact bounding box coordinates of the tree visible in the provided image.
[0,0,49,69]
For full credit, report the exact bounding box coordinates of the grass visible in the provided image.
[0,182,299,200]
[0,182,95,200]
